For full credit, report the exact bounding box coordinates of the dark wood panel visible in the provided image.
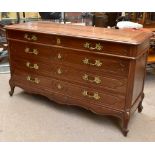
[132,53,147,105]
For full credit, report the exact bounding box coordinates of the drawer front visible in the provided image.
[9,40,54,62]
[12,70,51,89]
[59,36,131,56]
[7,30,58,45]
[53,48,129,77]
[11,58,52,77]
[7,30,131,56]
[49,64,127,95]
[50,78,125,110]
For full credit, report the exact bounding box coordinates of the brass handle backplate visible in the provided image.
[82,74,101,84]
[57,38,61,45]
[27,76,40,84]
[25,48,38,55]
[26,62,39,70]
[84,42,103,51]
[82,58,102,67]
[24,34,37,41]
[82,90,100,100]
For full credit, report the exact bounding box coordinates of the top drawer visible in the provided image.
[7,30,132,57]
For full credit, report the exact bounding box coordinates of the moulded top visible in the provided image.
[5,21,152,45]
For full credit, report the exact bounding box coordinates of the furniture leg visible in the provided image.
[138,93,144,113]
[9,79,15,96]
[122,112,130,137]
[138,101,143,113]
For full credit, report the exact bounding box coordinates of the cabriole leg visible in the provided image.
[138,101,143,113]
[122,112,130,137]
[138,93,144,113]
[9,79,15,96]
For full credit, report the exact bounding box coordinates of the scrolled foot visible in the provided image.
[122,111,130,137]
[138,104,143,113]
[9,86,15,96]
[138,93,144,113]
[122,129,129,137]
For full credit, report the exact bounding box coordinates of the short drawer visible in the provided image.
[9,40,54,62]
[11,58,52,77]
[7,30,58,45]
[12,70,51,89]
[49,78,125,110]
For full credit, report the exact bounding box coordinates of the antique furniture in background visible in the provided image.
[0,23,7,52]
[94,12,121,28]
[0,22,9,73]
[6,22,151,136]
[147,28,155,65]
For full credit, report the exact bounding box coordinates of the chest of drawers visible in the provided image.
[5,22,152,136]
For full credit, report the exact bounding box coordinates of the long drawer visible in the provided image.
[9,41,129,77]
[12,70,125,110]
[7,30,132,57]
[12,57,127,95]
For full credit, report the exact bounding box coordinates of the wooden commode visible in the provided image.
[5,22,152,136]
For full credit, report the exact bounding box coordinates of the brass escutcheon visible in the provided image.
[57,38,61,45]
[57,68,62,74]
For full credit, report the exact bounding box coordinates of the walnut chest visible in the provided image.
[5,22,152,136]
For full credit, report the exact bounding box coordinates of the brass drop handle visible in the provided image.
[84,42,103,51]
[25,48,38,55]
[82,74,101,84]
[24,34,37,41]
[82,90,100,100]
[82,58,102,67]
[26,62,39,70]
[27,76,40,84]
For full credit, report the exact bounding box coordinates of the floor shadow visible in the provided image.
[16,90,120,130]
